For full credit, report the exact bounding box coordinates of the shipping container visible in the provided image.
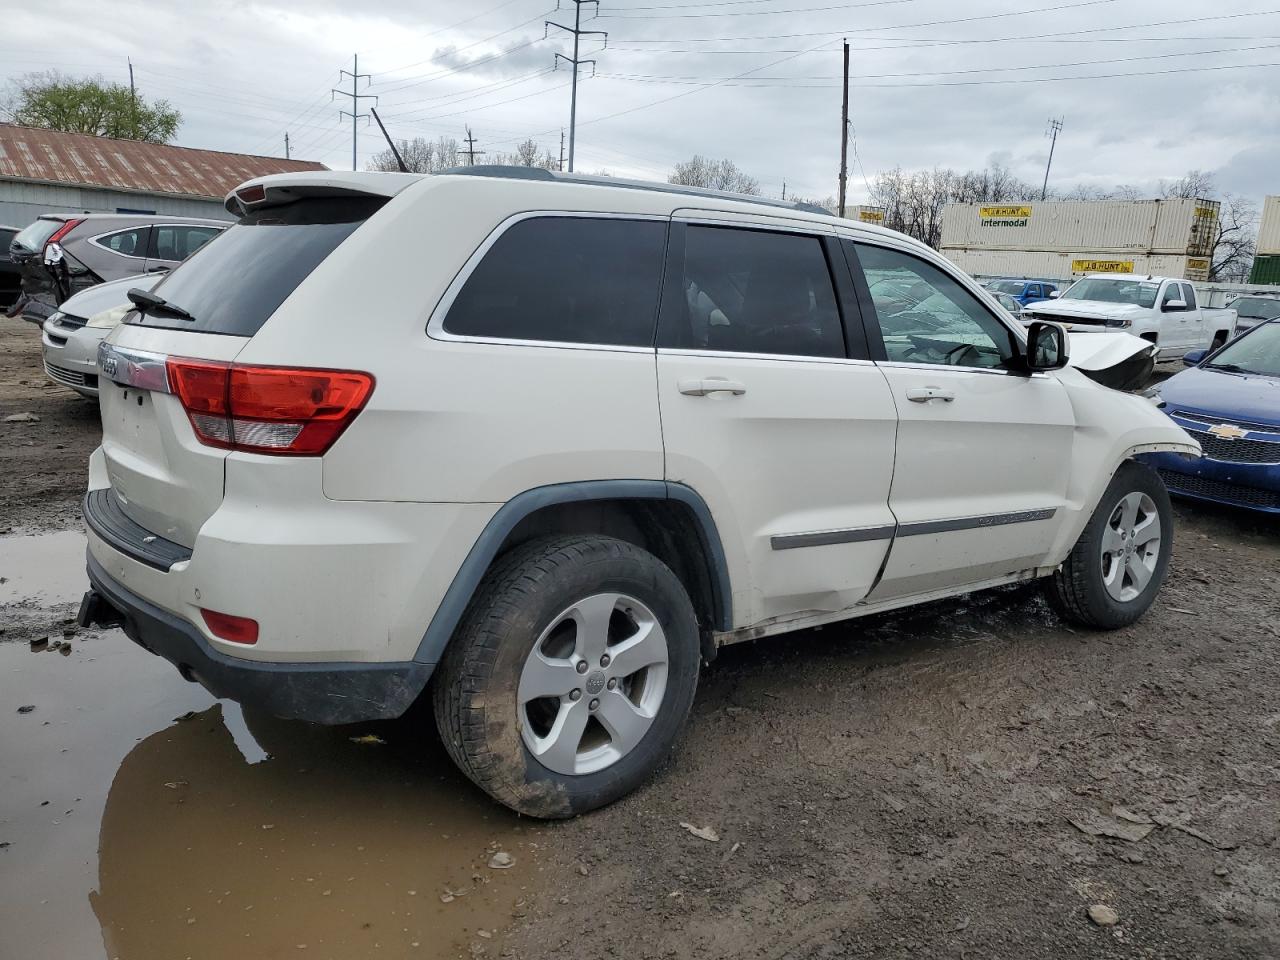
[939,198,1219,257]
[845,205,886,225]
[1249,253,1280,286]
[1257,196,1280,256]
[945,248,1212,284]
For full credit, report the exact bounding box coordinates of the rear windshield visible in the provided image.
[125,196,385,336]
[12,218,63,253]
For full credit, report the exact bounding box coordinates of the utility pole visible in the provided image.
[127,58,138,139]
[546,1,607,173]
[284,132,290,159]
[838,39,850,218]
[559,129,566,171]
[1041,117,1063,201]
[333,54,375,171]
[462,126,485,166]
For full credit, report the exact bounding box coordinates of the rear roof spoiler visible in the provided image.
[225,171,424,216]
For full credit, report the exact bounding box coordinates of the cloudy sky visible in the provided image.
[3,0,1279,204]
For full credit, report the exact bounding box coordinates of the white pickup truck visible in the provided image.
[1021,275,1236,361]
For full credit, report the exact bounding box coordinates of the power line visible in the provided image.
[615,5,1278,44]
[600,0,925,17]
[546,0,607,172]
[369,0,531,75]
[595,41,1280,84]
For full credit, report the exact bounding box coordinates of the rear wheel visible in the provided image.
[1045,460,1172,629]
[433,535,700,818]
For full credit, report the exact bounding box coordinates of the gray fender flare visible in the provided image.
[413,480,733,664]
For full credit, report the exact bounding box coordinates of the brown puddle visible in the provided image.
[1,535,544,960]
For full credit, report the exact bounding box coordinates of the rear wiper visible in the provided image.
[128,287,196,322]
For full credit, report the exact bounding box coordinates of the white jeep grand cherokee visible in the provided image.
[79,168,1199,818]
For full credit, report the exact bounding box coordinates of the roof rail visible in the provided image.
[439,164,832,216]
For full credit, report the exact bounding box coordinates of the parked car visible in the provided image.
[77,168,1198,818]
[992,290,1024,318]
[984,278,1058,307]
[1144,319,1280,512]
[1022,275,1237,361]
[10,213,225,325]
[0,224,22,310]
[1228,294,1280,336]
[41,273,164,398]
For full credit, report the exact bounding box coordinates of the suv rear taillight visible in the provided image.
[166,358,374,456]
[45,218,83,249]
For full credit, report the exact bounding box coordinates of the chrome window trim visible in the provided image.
[672,211,837,236]
[426,210,668,352]
[876,359,1050,378]
[97,342,170,394]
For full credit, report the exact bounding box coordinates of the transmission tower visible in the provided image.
[546,1,607,173]
[333,54,375,171]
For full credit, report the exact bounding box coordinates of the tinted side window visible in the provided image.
[444,217,666,347]
[1027,284,1040,298]
[1182,283,1197,309]
[854,243,1015,369]
[95,227,149,257]
[660,225,844,358]
[152,225,221,261]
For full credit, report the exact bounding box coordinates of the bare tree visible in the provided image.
[1208,194,1258,282]
[669,156,760,195]
[489,138,559,170]
[367,135,461,174]
[1159,169,1216,200]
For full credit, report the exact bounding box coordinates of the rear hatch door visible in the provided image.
[97,190,390,549]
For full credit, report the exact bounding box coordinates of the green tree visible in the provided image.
[5,72,181,143]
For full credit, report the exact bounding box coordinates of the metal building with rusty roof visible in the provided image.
[0,124,327,228]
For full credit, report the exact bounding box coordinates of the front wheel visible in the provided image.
[1045,460,1173,629]
[432,535,700,818]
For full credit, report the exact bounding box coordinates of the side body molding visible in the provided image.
[413,480,733,664]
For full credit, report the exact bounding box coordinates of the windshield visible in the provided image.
[1233,297,1280,321]
[11,218,62,253]
[1061,277,1159,308]
[987,280,1024,295]
[1204,321,1280,377]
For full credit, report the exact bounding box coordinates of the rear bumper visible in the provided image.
[1144,452,1280,513]
[85,552,433,724]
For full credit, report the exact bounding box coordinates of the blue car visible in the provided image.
[1144,319,1280,513]
[984,278,1059,307]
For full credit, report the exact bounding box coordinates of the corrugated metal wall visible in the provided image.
[1257,196,1280,256]
[0,180,233,229]
[939,198,1217,256]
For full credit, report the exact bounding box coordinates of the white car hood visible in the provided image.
[1064,331,1154,372]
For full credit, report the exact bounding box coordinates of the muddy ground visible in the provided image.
[2,312,1279,959]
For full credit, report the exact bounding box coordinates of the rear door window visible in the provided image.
[126,197,384,336]
[150,225,222,262]
[93,227,150,258]
[442,216,667,347]
[659,225,845,358]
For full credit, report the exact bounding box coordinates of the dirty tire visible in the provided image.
[1045,459,1173,629]
[432,535,700,819]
